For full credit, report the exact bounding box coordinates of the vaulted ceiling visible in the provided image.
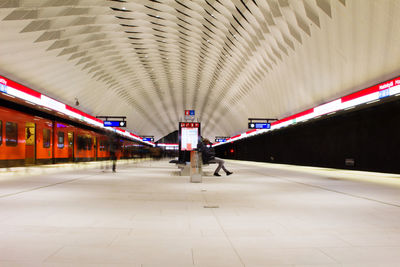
[1,0,400,140]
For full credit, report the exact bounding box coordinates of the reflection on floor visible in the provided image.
[1,159,400,266]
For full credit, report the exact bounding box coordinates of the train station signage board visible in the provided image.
[184,110,195,121]
[248,122,271,129]
[179,122,200,151]
[103,120,126,127]
[215,136,229,143]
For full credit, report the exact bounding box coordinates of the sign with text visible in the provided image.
[248,122,271,129]
[0,78,7,93]
[180,122,200,128]
[179,122,200,151]
[104,120,126,127]
[184,110,195,121]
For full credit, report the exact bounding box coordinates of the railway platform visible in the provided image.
[1,159,400,266]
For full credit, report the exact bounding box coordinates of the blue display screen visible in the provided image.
[378,89,390,99]
[143,137,153,141]
[0,83,7,93]
[248,123,271,129]
[104,121,126,127]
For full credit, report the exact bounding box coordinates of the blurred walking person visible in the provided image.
[109,135,119,172]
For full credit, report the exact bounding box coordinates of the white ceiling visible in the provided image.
[1,0,400,140]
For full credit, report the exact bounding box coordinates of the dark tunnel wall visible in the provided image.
[215,98,400,174]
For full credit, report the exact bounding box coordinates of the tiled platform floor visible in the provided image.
[1,159,400,266]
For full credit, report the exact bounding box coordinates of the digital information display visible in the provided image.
[179,122,200,151]
[248,122,271,129]
[104,121,126,127]
[142,137,154,142]
[0,83,7,93]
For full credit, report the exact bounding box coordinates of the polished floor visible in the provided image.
[1,159,400,267]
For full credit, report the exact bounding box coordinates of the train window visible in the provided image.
[77,135,84,150]
[43,128,51,148]
[0,120,2,145]
[99,140,108,151]
[5,122,18,146]
[87,137,92,151]
[58,132,64,148]
[77,135,92,150]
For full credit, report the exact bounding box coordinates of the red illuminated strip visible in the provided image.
[272,108,314,125]
[1,76,41,98]
[66,105,86,117]
[246,129,257,134]
[65,105,102,123]
[341,77,400,102]
[130,133,140,139]
[231,134,241,139]
[1,74,154,146]
[341,84,379,102]
[215,75,400,146]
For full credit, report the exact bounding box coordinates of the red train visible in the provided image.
[0,105,149,168]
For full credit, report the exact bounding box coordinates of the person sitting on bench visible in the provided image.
[198,138,233,177]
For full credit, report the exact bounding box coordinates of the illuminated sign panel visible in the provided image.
[379,89,390,99]
[184,110,195,121]
[180,122,200,128]
[179,122,200,151]
[0,78,7,93]
[184,110,195,116]
[248,122,271,129]
[181,128,198,151]
[103,121,126,127]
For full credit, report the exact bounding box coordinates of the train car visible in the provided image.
[0,104,149,168]
[0,105,54,166]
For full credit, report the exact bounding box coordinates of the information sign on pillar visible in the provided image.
[184,109,195,121]
[179,122,201,151]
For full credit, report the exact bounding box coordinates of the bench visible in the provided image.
[169,159,190,175]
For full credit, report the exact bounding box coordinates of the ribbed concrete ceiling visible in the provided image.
[1,0,400,140]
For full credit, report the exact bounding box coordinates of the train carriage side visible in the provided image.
[53,122,76,163]
[0,106,27,167]
[0,104,151,167]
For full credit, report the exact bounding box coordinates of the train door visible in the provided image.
[68,132,74,162]
[25,122,35,165]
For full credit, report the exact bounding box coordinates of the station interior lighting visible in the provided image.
[213,76,400,147]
